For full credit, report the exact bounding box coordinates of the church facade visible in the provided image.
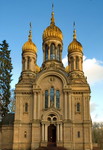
[0,9,92,150]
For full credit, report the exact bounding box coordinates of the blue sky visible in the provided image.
[0,0,103,122]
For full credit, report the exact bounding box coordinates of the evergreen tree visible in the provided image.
[0,40,13,117]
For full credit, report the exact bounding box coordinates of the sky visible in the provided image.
[0,0,103,122]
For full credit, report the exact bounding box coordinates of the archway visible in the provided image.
[48,124,56,146]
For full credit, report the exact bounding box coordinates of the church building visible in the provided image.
[0,7,92,150]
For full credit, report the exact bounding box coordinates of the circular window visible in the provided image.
[53,117,57,121]
[47,117,51,121]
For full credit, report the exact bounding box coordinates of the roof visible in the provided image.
[1,113,14,125]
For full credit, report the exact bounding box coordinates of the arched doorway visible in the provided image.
[48,124,56,146]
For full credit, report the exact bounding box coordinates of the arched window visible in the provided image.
[45,90,48,108]
[24,131,27,138]
[50,43,55,59]
[56,90,60,108]
[77,103,80,112]
[77,131,80,138]
[70,57,74,71]
[45,45,48,60]
[27,56,30,70]
[44,88,60,109]
[25,103,28,112]
[50,87,54,104]
[76,56,79,70]
[57,45,61,61]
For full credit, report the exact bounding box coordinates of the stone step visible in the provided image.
[35,146,67,150]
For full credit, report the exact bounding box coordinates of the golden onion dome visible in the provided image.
[68,29,83,53]
[65,65,69,73]
[22,25,37,53]
[42,11,63,41]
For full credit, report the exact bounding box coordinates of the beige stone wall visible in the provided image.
[0,125,13,150]
[13,123,32,150]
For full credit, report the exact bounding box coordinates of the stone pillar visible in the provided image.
[25,57,27,70]
[60,123,62,142]
[69,94,71,120]
[42,124,44,141]
[45,124,48,142]
[60,51,62,61]
[38,92,40,119]
[74,57,76,70]
[22,57,26,71]
[29,57,32,70]
[82,94,85,120]
[78,57,80,70]
[81,57,83,71]
[33,92,37,120]
[64,92,67,120]
[57,124,60,142]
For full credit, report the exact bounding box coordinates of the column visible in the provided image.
[42,124,44,141]
[64,92,67,120]
[81,57,83,71]
[29,57,32,71]
[22,57,25,71]
[69,94,71,120]
[60,51,62,61]
[25,57,27,70]
[48,89,50,107]
[33,92,37,120]
[45,124,48,142]
[54,90,56,108]
[38,92,40,119]
[82,94,85,120]
[57,124,60,142]
[60,123,62,142]
[74,57,76,70]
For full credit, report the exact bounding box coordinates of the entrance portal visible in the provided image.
[48,124,56,146]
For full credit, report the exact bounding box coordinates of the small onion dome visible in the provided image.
[42,12,63,42]
[68,29,83,53]
[22,27,37,53]
[22,40,37,53]
[65,65,69,73]
[35,64,40,73]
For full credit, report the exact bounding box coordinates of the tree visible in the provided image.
[0,40,13,117]
[92,122,103,149]
[8,89,15,112]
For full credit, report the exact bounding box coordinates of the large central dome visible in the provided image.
[42,12,63,42]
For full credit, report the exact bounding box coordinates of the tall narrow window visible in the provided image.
[27,56,30,70]
[45,45,48,60]
[50,43,55,59]
[45,90,48,108]
[57,45,61,61]
[50,87,54,104]
[44,88,60,109]
[77,103,80,112]
[24,131,27,138]
[77,131,80,138]
[25,103,28,112]
[70,57,74,71]
[76,56,79,70]
[56,90,60,108]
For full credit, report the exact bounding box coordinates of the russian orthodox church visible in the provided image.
[0,7,92,150]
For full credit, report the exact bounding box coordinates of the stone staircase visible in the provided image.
[35,146,67,150]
